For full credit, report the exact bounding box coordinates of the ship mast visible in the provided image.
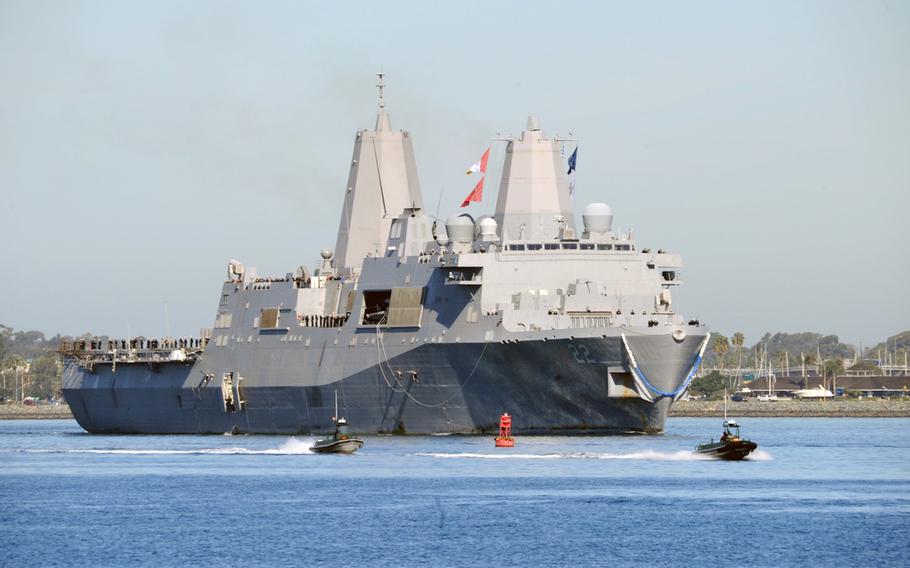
[333,72,425,274]
[376,71,385,110]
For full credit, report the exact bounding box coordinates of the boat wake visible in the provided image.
[745,448,774,461]
[417,450,713,461]
[21,437,317,456]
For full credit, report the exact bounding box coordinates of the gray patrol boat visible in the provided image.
[60,78,709,435]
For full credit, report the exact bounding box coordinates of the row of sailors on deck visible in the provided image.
[74,337,207,351]
[297,313,350,328]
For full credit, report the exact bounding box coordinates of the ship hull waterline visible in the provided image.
[61,334,706,435]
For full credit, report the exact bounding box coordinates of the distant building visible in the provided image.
[834,376,910,398]
[741,375,910,398]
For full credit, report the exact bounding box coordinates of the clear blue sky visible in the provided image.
[1,1,908,347]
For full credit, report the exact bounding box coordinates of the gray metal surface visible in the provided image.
[62,77,708,435]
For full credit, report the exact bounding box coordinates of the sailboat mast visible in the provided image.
[723,387,728,422]
[768,355,772,397]
[818,344,823,390]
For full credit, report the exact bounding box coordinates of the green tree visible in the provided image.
[865,330,910,358]
[823,358,845,381]
[804,353,817,369]
[28,354,60,399]
[712,334,730,371]
[847,360,882,374]
[691,371,726,399]
[732,332,745,354]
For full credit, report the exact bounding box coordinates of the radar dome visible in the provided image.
[445,214,475,244]
[582,203,613,234]
[435,226,449,246]
[478,217,498,240]
[320,248,334,260]
[473,215,493,237]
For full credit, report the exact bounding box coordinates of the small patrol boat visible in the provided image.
[695,389,757,460]
[310,391,363,454]
[695,420,757,460]
[310,417,364,454]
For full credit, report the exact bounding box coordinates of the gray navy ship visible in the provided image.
[60,78,710,435]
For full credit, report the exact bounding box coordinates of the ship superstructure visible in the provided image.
[60,78,709,435]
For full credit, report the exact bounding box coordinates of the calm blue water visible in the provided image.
[1,418,908,567]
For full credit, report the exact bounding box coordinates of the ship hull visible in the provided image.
[61,333,705,435]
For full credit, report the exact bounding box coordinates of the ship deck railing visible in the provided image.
[57,338,207,369]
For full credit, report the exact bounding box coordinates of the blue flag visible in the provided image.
[567,147,577,175]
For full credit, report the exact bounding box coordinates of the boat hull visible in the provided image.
[310,439,364,454]
[695,440,758,461]
[61,333,705,435]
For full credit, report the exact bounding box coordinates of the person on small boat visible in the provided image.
[333,417,351,440]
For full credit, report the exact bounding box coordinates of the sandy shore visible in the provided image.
[0,403,73,420]
[669,398,910,418]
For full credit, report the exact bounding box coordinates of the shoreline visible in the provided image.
[669,399,910,418]
[0,404,74,420]
[3,399,909,421]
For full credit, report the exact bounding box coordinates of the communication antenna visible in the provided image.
[376,71,385,110]
[431,185,445,239]
[164,300,171,339]
[434,185,445,220]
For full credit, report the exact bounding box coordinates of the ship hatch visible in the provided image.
[260,308,280,328]
[361,287,425,327]
[221,373,244,413]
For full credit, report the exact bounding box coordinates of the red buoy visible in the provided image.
[495,413,515,447]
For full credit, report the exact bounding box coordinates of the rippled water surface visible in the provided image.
[1,418,908,567]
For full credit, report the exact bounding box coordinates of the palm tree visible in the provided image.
[713,334,730,373]
[732,332,745,390]
[823,358,845,381]
[805,353,817,374]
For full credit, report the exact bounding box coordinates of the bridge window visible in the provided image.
[544,243,559,250]
[561,243,578,250]
[597,244,613,251]
[508,244,526,251]
[579,243,595,250]
[526,244,542,250]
